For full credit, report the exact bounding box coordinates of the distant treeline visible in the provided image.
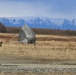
[0,22,76,36]
[0,22,6,33]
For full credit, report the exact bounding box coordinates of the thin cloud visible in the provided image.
[0,0,76,19]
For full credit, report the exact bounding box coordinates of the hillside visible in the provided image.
[0,17,76,30]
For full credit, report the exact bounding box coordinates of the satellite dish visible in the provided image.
[18,25,36,44]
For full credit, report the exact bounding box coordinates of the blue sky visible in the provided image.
[0,0,76,19]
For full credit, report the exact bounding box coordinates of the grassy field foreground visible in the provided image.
[0,33,76,61]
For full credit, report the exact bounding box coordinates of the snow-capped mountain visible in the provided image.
[0,16,76,30]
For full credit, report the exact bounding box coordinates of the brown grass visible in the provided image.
[0,33,76,61]
[0,33,76,75]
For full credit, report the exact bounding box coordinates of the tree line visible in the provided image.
[0,22,76,36]
[0,22,6,33]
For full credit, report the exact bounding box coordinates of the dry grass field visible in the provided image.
[0,33,76,75]
[0,33,76,62]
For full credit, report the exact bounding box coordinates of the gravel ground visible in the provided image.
[0,64,76,73]
[0,56,76,74]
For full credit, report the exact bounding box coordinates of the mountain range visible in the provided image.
[0,16,76,30]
